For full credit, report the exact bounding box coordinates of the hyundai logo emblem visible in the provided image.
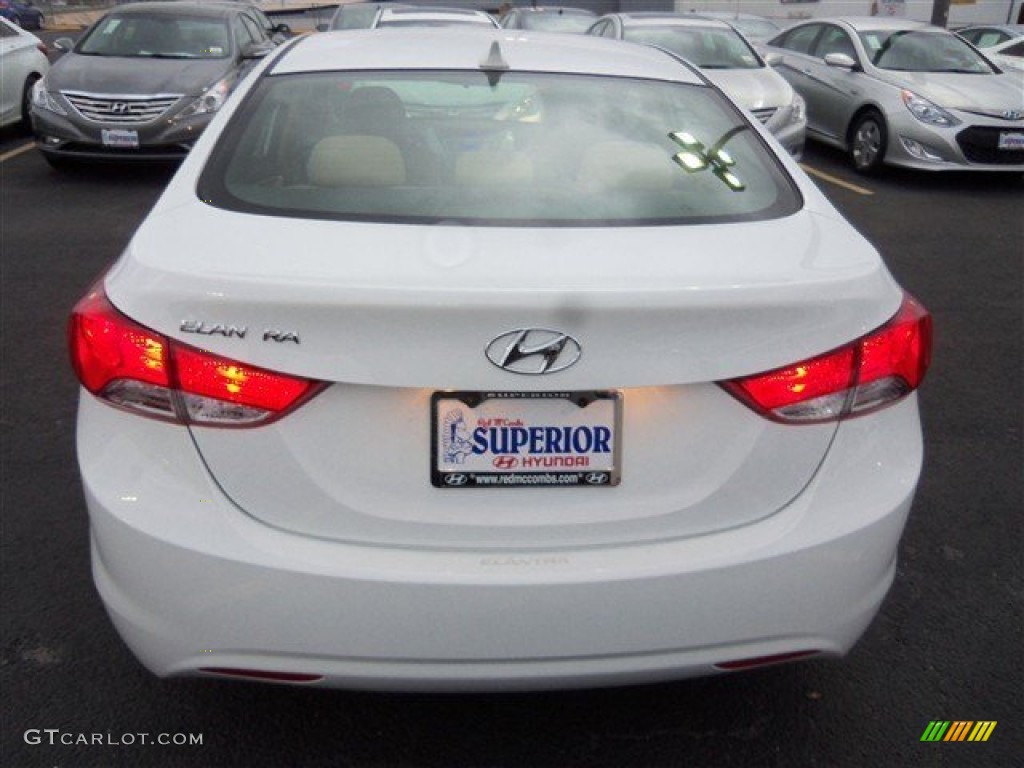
[485,328,582,375]
[1002,110,1022,121]
[110,102,130,115]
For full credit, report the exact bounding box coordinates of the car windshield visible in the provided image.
[858,30,995,73]
[377,18,489,27]
[199,71,798,226]
[77,13,231,59]
[329,4,385,30]
[519,13,594,33]
[625,26,762,69]
[731,18,780,39]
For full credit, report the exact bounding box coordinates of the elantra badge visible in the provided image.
[485,328,581,375]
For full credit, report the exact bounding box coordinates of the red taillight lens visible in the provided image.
[722,294,932,423]
[69,288,322,426]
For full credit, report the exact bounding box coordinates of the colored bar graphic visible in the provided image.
[921,721,950,741]
[921,721,997,742]
[968,722,998,742]
[944,722,972,741]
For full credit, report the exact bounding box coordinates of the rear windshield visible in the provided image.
[198,70,800,226]
[77,13,230,59]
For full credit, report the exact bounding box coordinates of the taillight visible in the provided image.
[69,287,322,426]
[722,293,931,423]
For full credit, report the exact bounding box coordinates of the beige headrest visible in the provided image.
[308,135,406,187]
[455,151,534,185]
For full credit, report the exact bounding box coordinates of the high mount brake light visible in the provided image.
[722,294,932,424]
[69,287,322,426]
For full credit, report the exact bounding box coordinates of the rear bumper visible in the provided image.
[79,392,923,691]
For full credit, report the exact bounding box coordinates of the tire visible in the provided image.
[21,73,40,129]
[848,110,888,175]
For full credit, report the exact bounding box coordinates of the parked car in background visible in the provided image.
[373,6,498,28]
[0,0,44,30]
[0,15,48,128]
[318,2,408,31]
[688,11,782,45]
[30,1,282,167]
[763,17,1024,173]
[500,6,596,34]
[983,35,1024,72]
[68,26,932,692]
[956,23,1024,48]
[587,13,805,158]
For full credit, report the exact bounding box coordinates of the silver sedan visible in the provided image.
[763,17,1024,173]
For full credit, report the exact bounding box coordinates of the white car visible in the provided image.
[0,15,48,129]
[373,6,499,28]
[586,13,806,159]
[984,36,1024,73]
[70,28,932,691]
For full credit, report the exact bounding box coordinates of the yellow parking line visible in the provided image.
[800,164,874,196]
[0,142,36,163]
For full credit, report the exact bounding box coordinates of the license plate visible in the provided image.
[101,129,139,149]
[431,391,621,489]
[997,131,1024,150]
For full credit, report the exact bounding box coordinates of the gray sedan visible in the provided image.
[763,16,1024,173]
[30,1,280,167]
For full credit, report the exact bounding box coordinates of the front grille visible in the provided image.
[751,107,777,125]
[956,126,1024,165]
[63,92,182,125]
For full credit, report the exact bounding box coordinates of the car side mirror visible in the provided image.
[316,23,328,32]
[53,37,75,53]
[240,41,276,60]
[273,23,292,36]
[824,52,859,71]
[763,52,783,67]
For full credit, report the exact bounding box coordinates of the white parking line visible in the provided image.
[0,142,36,163]
[800,164,874,196]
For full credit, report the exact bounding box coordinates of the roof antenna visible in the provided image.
[480,41,510,86]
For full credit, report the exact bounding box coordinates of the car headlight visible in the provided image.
[178,77,232,119]
[901,89,960,127]
[789,92,806,124]
[31,80,67,116]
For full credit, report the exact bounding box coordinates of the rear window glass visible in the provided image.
[198,70,800,226]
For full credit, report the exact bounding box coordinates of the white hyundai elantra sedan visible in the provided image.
[70,28,932,691]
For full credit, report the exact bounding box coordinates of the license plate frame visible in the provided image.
[101,129,140,149]
[431,391,622,489]
[997,131,1024,151]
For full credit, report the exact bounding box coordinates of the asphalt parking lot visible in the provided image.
[1,37,1022,768]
